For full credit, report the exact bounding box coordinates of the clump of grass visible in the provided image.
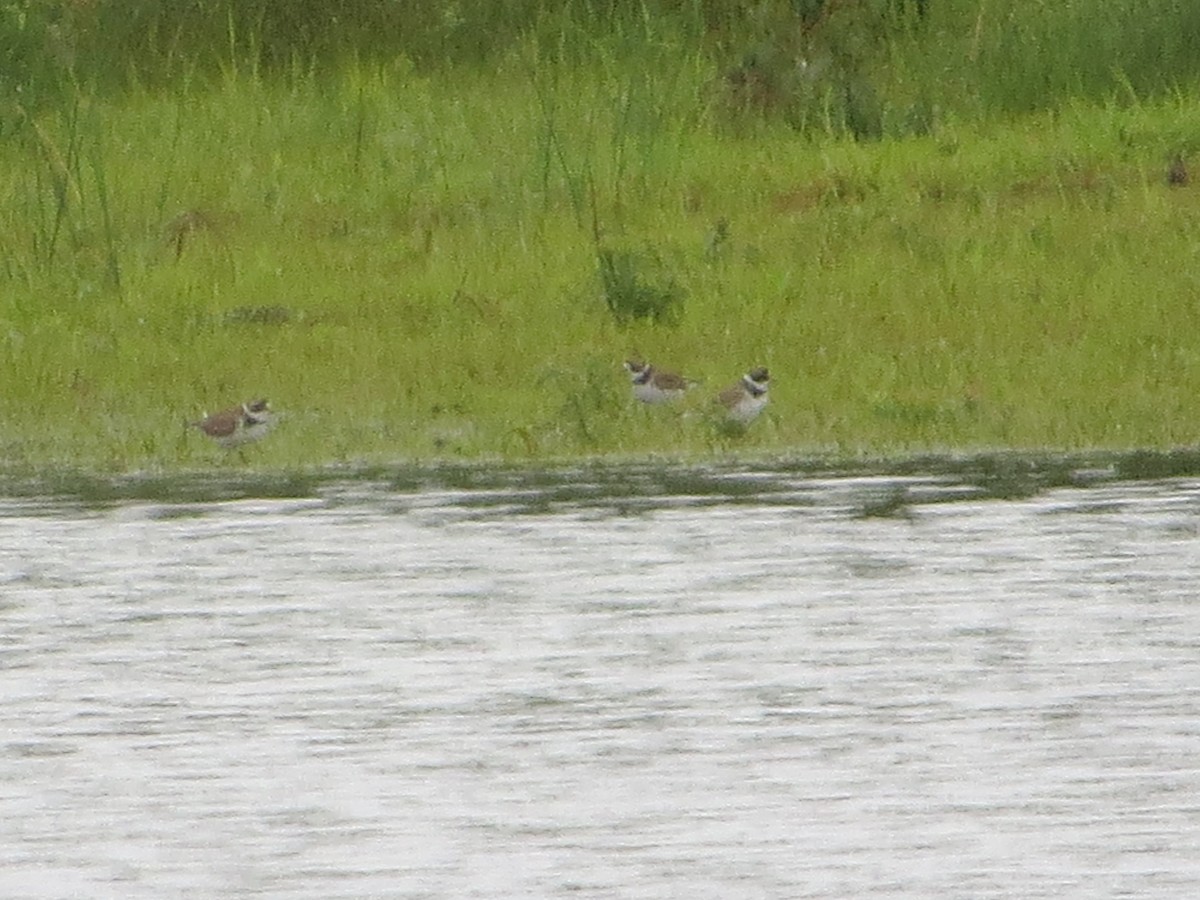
[597,248,683,326]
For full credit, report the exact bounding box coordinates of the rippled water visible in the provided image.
[2,459,1200,898]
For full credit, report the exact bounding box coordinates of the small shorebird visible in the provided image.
[191,399,275,448]
[624,359,693,404]
[717,367,770,425]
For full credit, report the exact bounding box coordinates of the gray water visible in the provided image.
[2,461,1200,899]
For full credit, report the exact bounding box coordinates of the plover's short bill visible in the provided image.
[624,359,693,404]
[192,399,275,448]
[717,367,769,425]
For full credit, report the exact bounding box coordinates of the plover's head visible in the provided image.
[624,359,652,382]
[240,399,274,429]
[746,367,769,386]
[243,398,271,418]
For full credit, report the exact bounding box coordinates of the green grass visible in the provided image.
[4,28,1200,472]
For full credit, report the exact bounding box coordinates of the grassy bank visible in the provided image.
[4,19,1200,470]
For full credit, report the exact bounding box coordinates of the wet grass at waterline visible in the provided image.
[5,63,1200,470]
[4,449,1200,514]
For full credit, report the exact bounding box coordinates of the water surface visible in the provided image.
[2,457,1199,898]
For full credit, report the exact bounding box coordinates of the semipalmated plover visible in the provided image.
[192,399,275,448]
[717,367,769,425]
[624,359,693,404]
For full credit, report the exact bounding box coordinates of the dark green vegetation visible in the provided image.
[3,2,1200,472]
[6,448,1200,511]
